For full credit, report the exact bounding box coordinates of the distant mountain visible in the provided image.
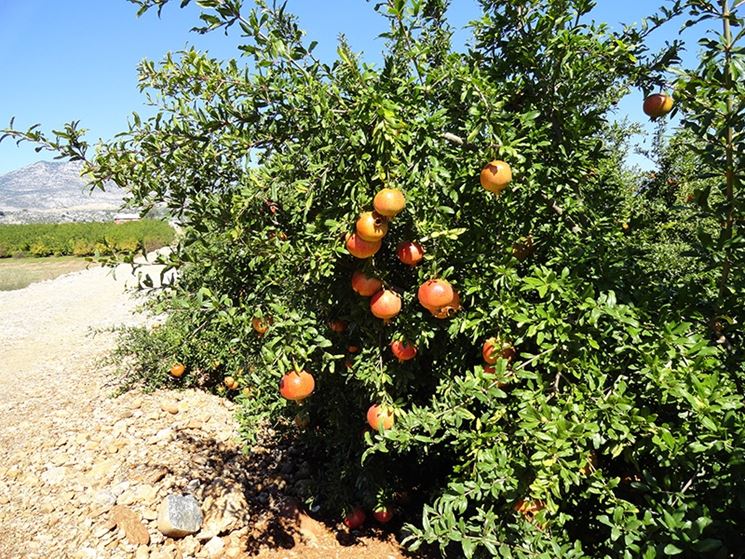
[0,160,125,212]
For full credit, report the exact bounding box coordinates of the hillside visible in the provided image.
[0,161,126,223]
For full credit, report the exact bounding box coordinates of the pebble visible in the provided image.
[203,536,224,557]
[160,401,180,415]
[111,505,150,545]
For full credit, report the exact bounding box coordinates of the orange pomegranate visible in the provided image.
[355,211,389,242]
[643,93,673,118]
[396,241,424,266]
[480,160,513,194]
[482,337,516,365]
[279,370,315,401]
[367,404,394,431]
[370,289,402,320]
[390,340,417,361]
[351,270,382,297]
[373,188,405,217]
[417,279,454,310]
[347,345,360,354]
[346,233,382,259]
[329,319,348,333]
[429,290,461,319]
[252,316,271,335]
[224,376,238,390]
[169,363,186,378]
[514,499,545,522]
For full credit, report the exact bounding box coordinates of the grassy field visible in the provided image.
[0,256,96,291]
[0,219,174,258]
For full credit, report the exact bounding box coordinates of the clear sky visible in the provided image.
[0,0,703,175]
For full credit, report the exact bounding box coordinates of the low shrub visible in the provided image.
[0,219,174,258]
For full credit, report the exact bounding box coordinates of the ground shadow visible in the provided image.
[137,424,428,557]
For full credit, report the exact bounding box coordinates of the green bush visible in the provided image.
[6,0,745,557]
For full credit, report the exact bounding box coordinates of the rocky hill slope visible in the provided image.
[0,160,126,223]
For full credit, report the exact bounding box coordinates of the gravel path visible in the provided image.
[0,262,405,559]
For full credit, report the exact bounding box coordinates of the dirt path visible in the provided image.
[0,261,406,559]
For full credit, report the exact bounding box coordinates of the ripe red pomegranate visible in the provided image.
[370,289,401,320]
[346,233,382,259]
[367,404,395,431]
[344,506,366,529]
[373,188,405,217]
[351,270,382,297]
[373,507,393,524]
[279,370,315,401]
[480,160,513,194]
[396,241,424,266]
[390,340,417,361]
[417,279,454,310]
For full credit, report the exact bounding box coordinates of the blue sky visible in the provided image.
[0,0,703,175]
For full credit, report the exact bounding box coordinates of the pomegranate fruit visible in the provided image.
[252,316,271,335]
[344,506,366,529]
[643,93,673,118]
[279,370,315,401]
[480,160,513,194]
[373,188,405,217]
[429,290,461,319]
[390,340,417,361]
[373,507,393,524]
[346,233,382,259]
[351,270,382,297]
[367,403,395,431]
[396,241,424,266]
[514,499,545,521]
[417,279,454,310]
[169,363,186,378]
[355,211,388,242]
[224,376,238,390]
[370,289,401,320]
[482,337,516,364]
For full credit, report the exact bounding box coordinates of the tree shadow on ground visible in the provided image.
[137,424,423,557]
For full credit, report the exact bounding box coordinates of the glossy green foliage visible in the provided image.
[4,0,745,557]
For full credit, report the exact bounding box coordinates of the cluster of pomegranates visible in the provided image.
[269,161,523,524]
[343,504,394,529]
